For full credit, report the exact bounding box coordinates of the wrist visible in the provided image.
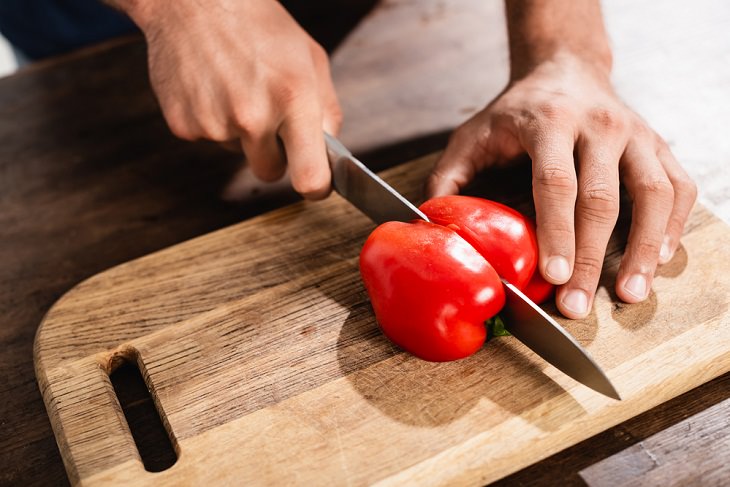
[505,0,613,83]
[509,48,613,84]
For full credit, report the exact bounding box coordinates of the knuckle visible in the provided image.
[310,42,329,64]
[580,180,619,209]
[538,220,574,253]
[573,249,605,273]
[587,107,625,133]
[233,108,269,140]
[162,104,197,141]
[275,82,299,106]
[533,162,577,194]
[655,134,671,151]
[536,101,571,123]
[199,122,230,142]
[273,74,312,108]
[534,162,575,184]
[679,176,698,202]
[639,177,674,204]
[667,213,687,235]
[632,235,662,260]
[578,181,619,223]
[166,119,197,141]
[473,126,493,156]
[579,207,618,226]
[630,120,652,139]
[542,220,574,240]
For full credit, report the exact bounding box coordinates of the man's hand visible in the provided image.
[427,1,696,319]
[114,0,342,199]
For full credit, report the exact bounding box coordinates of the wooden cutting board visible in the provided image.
[35,153,730,486]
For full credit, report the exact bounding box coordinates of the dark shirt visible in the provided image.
[0,0,137,60]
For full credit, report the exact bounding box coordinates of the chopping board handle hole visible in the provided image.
[110,358,178,472]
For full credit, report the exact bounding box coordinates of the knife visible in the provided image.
[324,133,621,400]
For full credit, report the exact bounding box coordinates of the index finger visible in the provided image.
[523,126,578,285]
[279,103,332,200]
[425,121,485,198]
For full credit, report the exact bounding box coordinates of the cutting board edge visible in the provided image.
[48,319,730,487]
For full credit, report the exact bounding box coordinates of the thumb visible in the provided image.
[426,122,495,198]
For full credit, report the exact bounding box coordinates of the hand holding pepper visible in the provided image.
[426,0,696,319]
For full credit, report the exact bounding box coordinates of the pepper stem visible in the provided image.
[486,314,511,341]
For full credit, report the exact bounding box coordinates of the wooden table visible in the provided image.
[1,1,728,485]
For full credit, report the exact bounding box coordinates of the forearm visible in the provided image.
[505,0,613,80]
[102,0,161,28]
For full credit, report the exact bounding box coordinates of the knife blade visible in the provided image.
[501,281,621,400]
[324,133,620,400]
[325,133,429,224]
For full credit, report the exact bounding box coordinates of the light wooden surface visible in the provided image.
[579,398,730,486]
[35,152,730,486]
[333,0,508,155]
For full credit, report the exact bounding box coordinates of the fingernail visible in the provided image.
[659,236,673,264]
[545,256,570,282]
[624,274,648,300]
[562,290,588,316]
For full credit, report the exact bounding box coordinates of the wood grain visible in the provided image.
[35,152,730,485]
[333,0,509,156]
[0,4,384,485]
[494,372,730,486]
[579,398,730,486]
[3,0,730,486]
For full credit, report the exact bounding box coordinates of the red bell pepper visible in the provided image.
[359,195,554,362]
[359,220,505,361]
[420,196,538,288]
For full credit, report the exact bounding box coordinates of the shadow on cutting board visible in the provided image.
[335,306,589,430]
[326,160,590,431]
